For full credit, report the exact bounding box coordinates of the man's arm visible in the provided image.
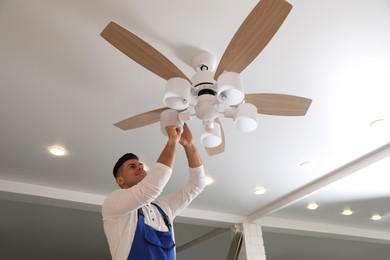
[180,123,202,168]
[157,125,182,168]
[103,125,183,218]
[154,123,205,219]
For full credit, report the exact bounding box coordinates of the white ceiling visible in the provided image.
[1,0,390,259]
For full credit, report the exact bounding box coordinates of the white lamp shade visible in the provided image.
[235,103,258,132]
[217,71,244,106]
[195,94,219,121]
[164,77,191,110]
[200,122,222,147]
[160,109,183,136]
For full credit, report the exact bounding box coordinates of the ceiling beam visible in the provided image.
[260,216,390,244]
[248,142,390,222]
[176,228,229,253]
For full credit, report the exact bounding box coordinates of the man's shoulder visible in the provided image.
[102,189,122,207]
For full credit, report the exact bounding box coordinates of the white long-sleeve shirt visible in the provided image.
[102,163,206,260]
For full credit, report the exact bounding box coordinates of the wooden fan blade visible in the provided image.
[214,0,292,79]
[114,107,167,130]
[101,21,189,81]
[205,118,225,156]
[245,93,312,116]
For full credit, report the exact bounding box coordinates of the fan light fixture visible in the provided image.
[163,77,191,110]
[217,71,245,106]
[160,109,192,135]
[160,55,259,148]
[175,55,258,147]
[160,109,183,135]
[195,93,219,121]
[160,66,258,147]
[225,103,259,132]
[201,121,222,147]
[103,0,313,156]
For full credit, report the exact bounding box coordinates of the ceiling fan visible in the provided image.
[100,0,312,156]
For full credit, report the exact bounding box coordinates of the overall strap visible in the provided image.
[137,208,144,217]
[151,203,171,227]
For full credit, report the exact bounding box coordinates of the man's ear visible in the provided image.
[115,176,124,188]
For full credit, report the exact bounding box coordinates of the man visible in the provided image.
[102,123,206,260]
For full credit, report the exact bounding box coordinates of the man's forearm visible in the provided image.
[157,140,179,168]
[183,143,202,168]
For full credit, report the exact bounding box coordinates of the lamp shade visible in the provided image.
[200,122,222,148]
[217,71,244,106]
[160,109,183,136]
[195,94,218,121]
[235,103,258,132]
[163,77,191,110]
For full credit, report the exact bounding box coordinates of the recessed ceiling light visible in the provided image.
[254,186,266,195]
[371,214,382,221]
[342,209,353,216]
[205,176,214,185]
[48,146,66,156]
[299,161,312,169]
[369,118,385,127]
[307,202,318,210]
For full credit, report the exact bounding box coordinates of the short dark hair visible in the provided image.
[113,153,139,178]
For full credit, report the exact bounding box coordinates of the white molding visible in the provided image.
[0,179,247,225]
[0,179,105,212]
[259,216,390,244]
[176,207,247,227]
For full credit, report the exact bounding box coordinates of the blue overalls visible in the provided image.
[128,203,175,260]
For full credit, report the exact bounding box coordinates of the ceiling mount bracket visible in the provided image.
[192,52,217,72]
